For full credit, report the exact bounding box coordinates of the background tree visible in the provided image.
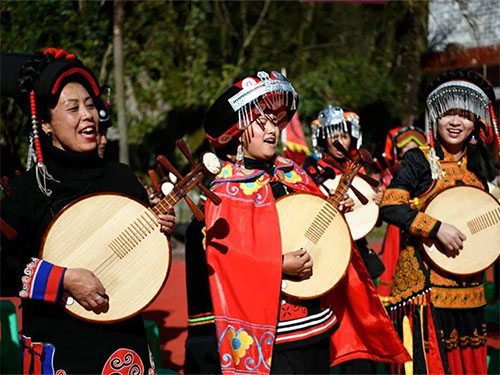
[1,0,431,177]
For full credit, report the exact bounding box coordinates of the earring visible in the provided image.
[236,144,244,165]
[469,133,477,145]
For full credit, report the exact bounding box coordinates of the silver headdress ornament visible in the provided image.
[425,79,492,179]
[312,105,362,157]
[344,111,363,149]
[228,71,297,130]
[425,80,491,139]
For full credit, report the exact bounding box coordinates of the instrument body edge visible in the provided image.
[40,192,172,323]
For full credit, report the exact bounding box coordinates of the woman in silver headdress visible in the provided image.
[380,70,499,374]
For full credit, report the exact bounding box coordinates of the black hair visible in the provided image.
[435,118,496,186]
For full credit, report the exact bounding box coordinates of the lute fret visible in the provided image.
[467,207,500,234]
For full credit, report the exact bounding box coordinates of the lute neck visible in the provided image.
[327,164,360,208]
[150,164,205,216]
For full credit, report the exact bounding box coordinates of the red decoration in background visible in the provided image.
[281,112,311,165]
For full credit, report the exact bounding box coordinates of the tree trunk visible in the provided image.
[393,1,429,127]
[113,0,129,164]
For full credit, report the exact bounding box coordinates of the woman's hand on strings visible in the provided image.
[158,207,176,236]
[63,268,109,313]
[282,249,313,280]
[338,194,355,213]
[436,222,466,257]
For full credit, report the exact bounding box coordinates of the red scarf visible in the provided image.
[205,156,410,374]
[205,157,319,375]
[326,245,411,366]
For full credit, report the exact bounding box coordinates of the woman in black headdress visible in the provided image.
[184,71,410,375]
[0,48,175,374]
[380,70,499,374]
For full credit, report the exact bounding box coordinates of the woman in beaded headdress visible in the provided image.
[380,70,499,374]
[0,49,175,373]
[303,106,391,374]
[303,106,384,274]
[184,73,410,375]
[304,105,383,206]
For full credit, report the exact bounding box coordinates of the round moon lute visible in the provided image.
[423,185,500,276]
[41,151,222,323]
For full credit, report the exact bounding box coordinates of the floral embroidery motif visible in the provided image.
[409,212,438,238]
[431,285,486,309]
[102,348,144,375]
[227,328,254,365]
[219,164,234,179]
[381,188,410,207]
[430,269,459,287]
[279,170,302,184]
[415,150,484,210]
[216,319,275,374]
[240,175,270,196]
[390,246,426,305]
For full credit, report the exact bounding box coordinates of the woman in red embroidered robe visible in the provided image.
[185,71,410,375]
[380,70,499,374]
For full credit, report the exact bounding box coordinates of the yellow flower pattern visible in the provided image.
[219,164,233,179]
[227,328,254,365]
[280,170,301,184]
[240,175,269,195]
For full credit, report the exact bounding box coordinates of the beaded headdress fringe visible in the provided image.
[312,106,363,157]
[425,80,491,139]
[29,90,59,196]
[228,71,297,130]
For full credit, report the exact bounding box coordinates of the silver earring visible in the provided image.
[236,144,244,165]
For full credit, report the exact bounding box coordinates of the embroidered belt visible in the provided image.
[431,284,486,309]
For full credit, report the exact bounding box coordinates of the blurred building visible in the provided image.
[424,0,499,104]
[423,0,499,160]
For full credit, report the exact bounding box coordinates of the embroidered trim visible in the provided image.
[389,246,427,305]
[19,258,66,302]
[409,212,438,238]
[381,188,410,207]
[275,313,337,345]
[413,151,484,210]
[441,324,487,351]
[189,312,216,326]
[19,258,40,298]
[215,317,275,374]
[431,285,486,309]
[430,269,459,287]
